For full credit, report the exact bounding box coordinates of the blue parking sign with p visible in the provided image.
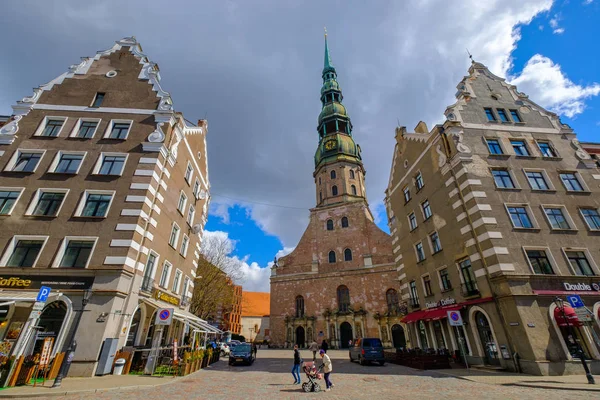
[36,286,51,302]
[567,295,584,308]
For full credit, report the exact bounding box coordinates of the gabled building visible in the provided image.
[0,37,211,376]
[385,59,600,375]
[241,291,270,343]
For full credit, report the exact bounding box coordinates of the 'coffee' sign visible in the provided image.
[425,297,457,309]
[155,290,180,306]
[563,282,600,292]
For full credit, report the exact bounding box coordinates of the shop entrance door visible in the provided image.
[475,311,500,365]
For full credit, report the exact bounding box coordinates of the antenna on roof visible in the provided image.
[466,48,474,64]
[397,118,401,127]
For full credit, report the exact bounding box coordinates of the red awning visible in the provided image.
[402,297,494,323]
[401,310,428,324]
[554,305,582,327]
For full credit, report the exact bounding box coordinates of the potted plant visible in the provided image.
[183,351,191,376]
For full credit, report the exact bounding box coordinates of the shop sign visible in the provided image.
[39,337,54,367]
[155,290,180,306]
[563,282,600,292]
[574,308,593,322]
[425,297,456,309]
[0,275,94,290]
[173,339,178,362]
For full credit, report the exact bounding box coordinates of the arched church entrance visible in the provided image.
[340,322,353,348]
[295,326,305,347]
[391,324,406,349]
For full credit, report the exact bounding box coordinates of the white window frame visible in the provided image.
[92,152,129,176]
[159,260,172,288]
[561,247,600,276]
[4,149,46,172]
[558,171,590,193]
[415,171,424,191]
[0,187,25,215]
[187,205,195,226]
[52,236,98,269]
[75,190,115,218]
[172,269,182,294]
[421,273,433,297]
[103,119,133,140]
[403,186,411,203]
[540,204,577,231]
[415,241,426,262]
[504,203,539,230]
[522,246,561,275]
[534,139,560,158]
[177,191,187,214]
[183,276,191,297]
[0,235,49,267]
[420,199,432,220]
[48,151,87,174]
[428,230,442,254]
[180,234,189,257]
[436,265,451,292]
[169,222,181,248]
[144,251,160,280]
[483,137,508,155]
[490,167,520,190]
[578,207,600,232]
[408,212,418,231]
[523,168,555,191]
[70,118,101,138]
[184,162,193,185]
[34,116,68,138]
[193,179,201,199]
[25,188,69,217]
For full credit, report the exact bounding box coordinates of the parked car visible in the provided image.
[349,338,385,366]
[229,343,255,366]
[220,342,231,356]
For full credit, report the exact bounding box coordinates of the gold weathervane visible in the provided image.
[324,27,327,38]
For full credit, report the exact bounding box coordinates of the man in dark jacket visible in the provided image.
[292,344,302,384]
[321,340,329,353]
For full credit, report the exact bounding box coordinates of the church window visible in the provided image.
[386,289,399,314]
[319,192,323,203]
[344,248,352,261]
[332,186,338,196]
[341,217,348,228]
[326,219,334,230]
[295,295,305,318]
[319,177,321,185]
[328,251,336,263]
[351,185,357,195]
[330,170,336,179]
[349,170,355,179]
[337,285,350,312]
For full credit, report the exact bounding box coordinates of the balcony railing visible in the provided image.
[141,276,155,293]
[461,282,480,297]
[409,297,420,309]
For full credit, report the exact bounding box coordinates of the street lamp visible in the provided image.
[52,289,93,388]
[553,297,595,385]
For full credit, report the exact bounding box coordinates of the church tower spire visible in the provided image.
[314,32,367,208]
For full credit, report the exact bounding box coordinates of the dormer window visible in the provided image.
[91,93,105,108]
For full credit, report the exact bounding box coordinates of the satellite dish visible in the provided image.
[191,224,202,234]
[198,190,208,200]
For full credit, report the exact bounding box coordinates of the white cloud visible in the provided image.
[553,28,565,34]
[510,55,600,118]
[583,0,593,5]
[549,13,565,34]
[209,201,232,224]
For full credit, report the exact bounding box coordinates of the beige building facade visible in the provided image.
[386,60,600,375]
[0,37,212,377]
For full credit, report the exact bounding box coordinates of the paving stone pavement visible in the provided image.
[18,350,594,400]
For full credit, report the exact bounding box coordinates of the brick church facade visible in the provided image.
[269,34,409,349]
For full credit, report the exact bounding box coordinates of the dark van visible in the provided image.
[349,338,385,366]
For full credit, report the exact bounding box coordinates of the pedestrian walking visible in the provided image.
[292,344,302,384]
[252,343,257,359]
[319,349,333,391]
[309,341,318,361]
[321,339,328,353]
[348,339,353,348]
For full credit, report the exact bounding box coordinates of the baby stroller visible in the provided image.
[301,361,323,392]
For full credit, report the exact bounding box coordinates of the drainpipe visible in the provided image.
[441,128,519,372]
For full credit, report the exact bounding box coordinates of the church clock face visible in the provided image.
[325,140,336,151]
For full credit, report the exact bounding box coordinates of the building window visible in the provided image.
[74,120,99,138]
[185,162,193,184]
[332,185,338,196]
[409,212,417,231]
[484,108,496,121]
[178,191,187,213]
[510,140,530,156]
[497,109,509,122]
[182,277,190,297]
[187,205,195,225]
[423,275,433,297]
[193,179,200,198]
[91,92,105,108]
[492,169,515,189]
[328,250,336,263]
[430,231,442,253]
[97,154,126,176]
[337,285,350,312]
[580,208,600,231]
[159,262,171,288]
[341,216,348,228]
[319,192,322,203]
[543,206,572,230]
[172,270,182,293]
[403,186,411,203]
[40,119,65,137]
[143,253,157,281]
[351,185,357,195]
[459,259,478,294]
[295,295,304,318]
[409,281,419,305]
[416,242,425,262]
[0,190,22,215]
[486,139,503,155]
[386,289,399,314]
[326,219,334,231]
[180,235,189,257]
[415,172,424,190]
[106,121,132,139]
[80,192,113,217]
[5,239,45,267]
[52,152,84,174]
[169,224,180,247]
[330,170,336,179]
[31,191,66,216]
[59,239,95,268]
[525,171,550,190]
[509,109,522,123]
[559,172,585,192]
[344,248,352,261]
[507,205,534,228]
[421,200,432,220]
[349,170,355,179]
[565,251,595,276]
[537,141,557,158]
[439,268,452,291]
[525,249,554,275]
[9,150,43,172]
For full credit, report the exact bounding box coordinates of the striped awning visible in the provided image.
[0,291,38,301]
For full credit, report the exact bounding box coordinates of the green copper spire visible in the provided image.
[323,28,335,75]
